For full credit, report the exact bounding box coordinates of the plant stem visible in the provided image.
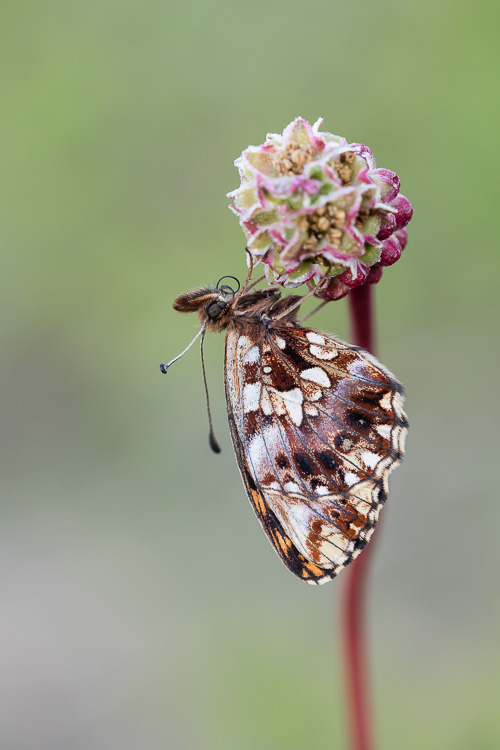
[348,282,375,352]
[343,283,376,750]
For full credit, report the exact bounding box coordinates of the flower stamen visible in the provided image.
[277,142,314,175]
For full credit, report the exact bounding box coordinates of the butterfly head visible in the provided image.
[172,274,301,335]
[173,276,244,331]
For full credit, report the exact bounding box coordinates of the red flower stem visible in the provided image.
[343,283,376,750]
[348,283,375,352]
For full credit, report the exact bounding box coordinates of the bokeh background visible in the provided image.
[1,0,499,748]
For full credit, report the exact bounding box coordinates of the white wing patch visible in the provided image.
[243,382,262,412]
[245,345,260,364]
[306,331,326,345]
[345,472,359,486]
[300,367,331,387]
[377,423,391,439]
[309,345,338,360]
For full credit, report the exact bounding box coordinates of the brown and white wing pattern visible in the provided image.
[224,323,408,585]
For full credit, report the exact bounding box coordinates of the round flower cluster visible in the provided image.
[228,117,413,299]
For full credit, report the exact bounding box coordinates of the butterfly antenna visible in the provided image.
[200,330,221,454]
[159,323,206,373]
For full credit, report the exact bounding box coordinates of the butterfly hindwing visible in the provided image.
[224,322,407,585]
[225,371,331,584]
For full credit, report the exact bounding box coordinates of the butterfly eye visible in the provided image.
[206,301,225,320]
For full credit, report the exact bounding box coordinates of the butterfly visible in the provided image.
[161,275,408,585]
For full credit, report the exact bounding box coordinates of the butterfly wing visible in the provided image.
[224,324,408,585]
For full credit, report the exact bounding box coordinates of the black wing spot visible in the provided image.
[317,451,338,471]
[347,411,369,430]
[334,433,354,452]
[277,454,289,470]
[359,391,385,407]
[296,453,315,476]
[280,344,310,370]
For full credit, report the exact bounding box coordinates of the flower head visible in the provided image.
[228,117,413,299]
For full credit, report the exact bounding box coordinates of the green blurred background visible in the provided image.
[1,0,499,747]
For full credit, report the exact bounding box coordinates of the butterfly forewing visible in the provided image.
[225,323,407,585]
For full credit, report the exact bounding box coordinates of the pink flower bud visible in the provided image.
[391,194,413,229]
[316,277,350,301]
[396,228,408,251]
[371,169,400,203]
[366,263,383,285]
[377,212,396,240]
[337,264,370,288]
[380,235,402,266]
